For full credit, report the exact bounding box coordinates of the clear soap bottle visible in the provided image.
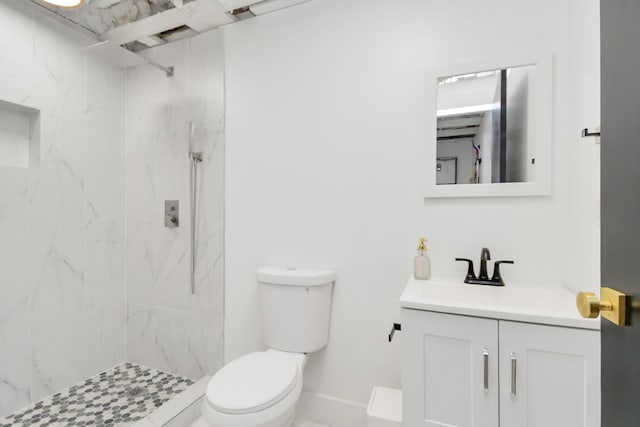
[413,237,431,280]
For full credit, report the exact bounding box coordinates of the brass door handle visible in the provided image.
[576,292,612,318]
[576,287,628,326]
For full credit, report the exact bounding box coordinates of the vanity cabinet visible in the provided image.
[402,309,599,427]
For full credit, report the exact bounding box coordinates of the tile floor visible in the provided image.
[0,363,193,427]
[292,421,331,427]
[188,418,330,427]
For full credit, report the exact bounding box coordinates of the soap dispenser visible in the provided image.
[414,237,431,280]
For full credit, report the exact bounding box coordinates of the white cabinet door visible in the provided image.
[402,309,499,427]
[499,321,600,427]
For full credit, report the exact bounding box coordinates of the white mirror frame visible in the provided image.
[424,52,552,198]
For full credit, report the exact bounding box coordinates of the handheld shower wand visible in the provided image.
[189,122,202,294]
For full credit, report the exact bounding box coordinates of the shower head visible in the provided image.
[189,152,202,162]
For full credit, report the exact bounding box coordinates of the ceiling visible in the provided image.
[437,113,486,144]
[27,0,310,70]
[33,0,198,36]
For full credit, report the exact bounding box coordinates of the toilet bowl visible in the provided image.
[201,350,306,427]
[201,267,336,427]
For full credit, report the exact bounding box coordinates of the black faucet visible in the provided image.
[455,247,514,286]
[479,247,491,280]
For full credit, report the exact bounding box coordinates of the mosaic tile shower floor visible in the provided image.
[0,363,194,427]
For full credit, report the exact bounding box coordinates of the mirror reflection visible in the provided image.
[436,64,536,185]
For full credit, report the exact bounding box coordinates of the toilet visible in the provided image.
[201,266,336,427]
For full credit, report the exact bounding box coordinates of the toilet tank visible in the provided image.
[257,267,336,353]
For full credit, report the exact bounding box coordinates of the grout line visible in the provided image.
[1,362,194,425]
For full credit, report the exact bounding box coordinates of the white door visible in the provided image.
[402,310,499,427]
[498,321,599,427]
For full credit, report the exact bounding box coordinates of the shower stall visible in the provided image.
[0,0,225,424]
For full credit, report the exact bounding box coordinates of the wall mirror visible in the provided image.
[425,53,552,198]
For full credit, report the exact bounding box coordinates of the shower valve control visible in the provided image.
[165,200,179,228]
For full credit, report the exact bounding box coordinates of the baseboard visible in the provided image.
[296,391,367,427]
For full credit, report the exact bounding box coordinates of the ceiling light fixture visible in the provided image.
[41,0,84,8]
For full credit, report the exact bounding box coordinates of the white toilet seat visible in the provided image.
[202,350,306,427]
[206,351,299,414]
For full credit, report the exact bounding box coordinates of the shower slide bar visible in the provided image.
[189,122,202,294]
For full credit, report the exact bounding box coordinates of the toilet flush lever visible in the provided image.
[388,323,402,342]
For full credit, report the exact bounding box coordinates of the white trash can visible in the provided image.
[367,386,402,427]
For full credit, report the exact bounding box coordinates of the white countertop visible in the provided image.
[399,278,599,330]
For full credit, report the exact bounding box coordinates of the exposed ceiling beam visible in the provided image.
[138,35,167,48]
[104,0,234,46]
[27,0,174,75]
[216,0,261,12]
[437,136,476,142]
[438,128,480,138]
[82,40,174,76]
[437,116,483,129]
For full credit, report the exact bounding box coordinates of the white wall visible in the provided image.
[0,0,126,417]
[223,0,601,418]
[125,30,226,380]
[565,0,601,294]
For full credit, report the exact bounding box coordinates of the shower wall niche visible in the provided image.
[0,101,40,168]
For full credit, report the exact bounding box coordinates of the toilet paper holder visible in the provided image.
[388,323,402,342]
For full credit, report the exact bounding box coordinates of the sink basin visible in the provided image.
[399,278,599,330]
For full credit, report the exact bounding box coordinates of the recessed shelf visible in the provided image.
[0,100,40,168]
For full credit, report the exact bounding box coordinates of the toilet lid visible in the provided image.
[206,352,299,415]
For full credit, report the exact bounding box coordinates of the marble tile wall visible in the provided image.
[124,30,225,380]
[0,0,126,418]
